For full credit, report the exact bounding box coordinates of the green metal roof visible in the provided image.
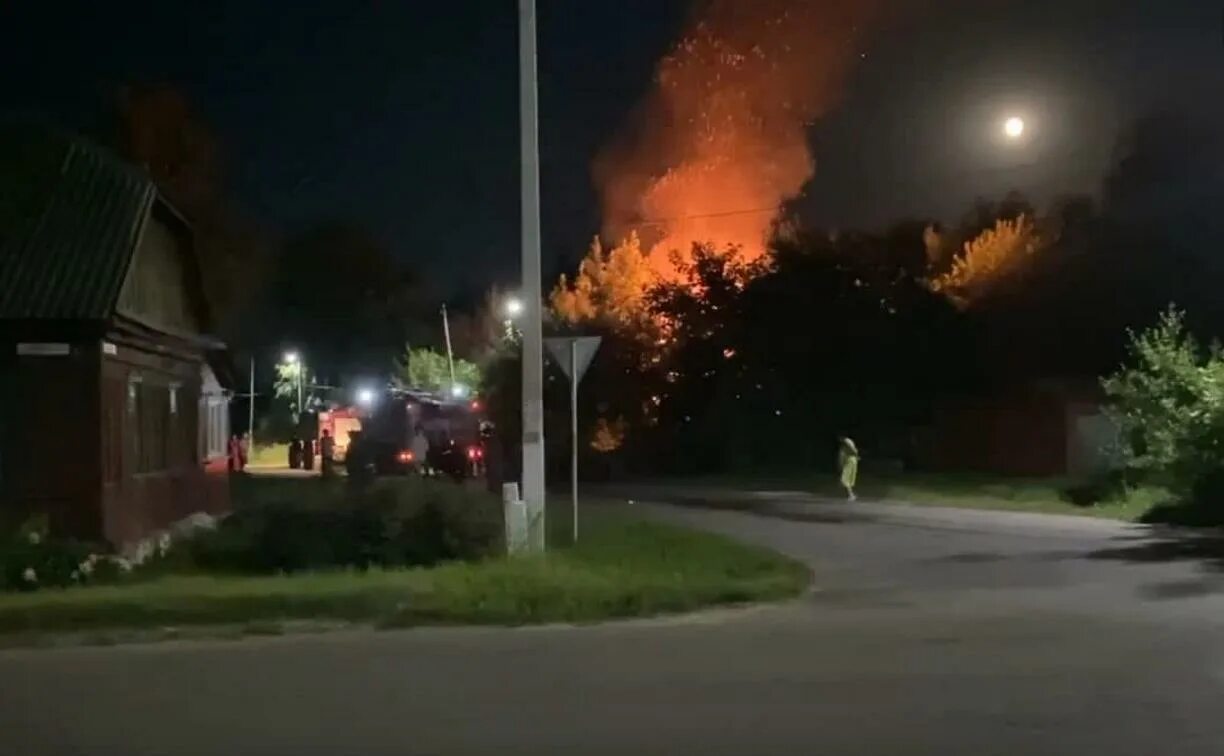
[0,124,156,320]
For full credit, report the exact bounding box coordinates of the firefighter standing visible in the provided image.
[410,425,430,476]
[320,429,336,477]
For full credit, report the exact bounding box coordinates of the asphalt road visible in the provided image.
[4,491,1224,755]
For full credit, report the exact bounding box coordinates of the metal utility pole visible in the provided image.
[569,342,578,542]
[441,303,457,392]
[519,0,546,549]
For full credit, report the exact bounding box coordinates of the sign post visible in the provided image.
[544,336,601,542]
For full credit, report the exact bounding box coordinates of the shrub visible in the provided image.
[1102,307,1224,482]
[1061,469,1131,507]
[355,478,502,564]
[0,524,129,593]
[189,504,345,573]
[187,478,501,574]
[1103,306,1224,521]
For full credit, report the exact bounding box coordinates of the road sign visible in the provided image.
[543,336,602,542]
[545,336,601,383]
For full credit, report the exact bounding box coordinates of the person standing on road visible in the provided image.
[837,435,859,501]
[410,424,430,476]
[319,429,336,477]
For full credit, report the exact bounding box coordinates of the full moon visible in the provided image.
[1003,116,1026,139]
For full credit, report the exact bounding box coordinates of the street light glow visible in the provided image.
[1003,116,1025,139]
[505,297,524,318]
[356,388,376,407]
[283,351,300,364]
[451,383,469,398]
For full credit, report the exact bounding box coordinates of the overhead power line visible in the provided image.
[632,206,783,227]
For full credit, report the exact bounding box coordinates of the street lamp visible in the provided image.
[356,387,377,407]
[283,351,303,419]
[502,296,525,341]
[1003,116,1025,140]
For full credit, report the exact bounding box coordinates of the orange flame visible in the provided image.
[594,0,882,280]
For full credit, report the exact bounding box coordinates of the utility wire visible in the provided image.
[631,205,782,227]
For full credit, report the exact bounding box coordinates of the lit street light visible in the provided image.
[502,296,525,341]
[356,387,377,407]
[282,350,304,420]
[1003,116,1025,140]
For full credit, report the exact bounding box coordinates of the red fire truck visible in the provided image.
[316,407,363,462]
[351,390,485,479]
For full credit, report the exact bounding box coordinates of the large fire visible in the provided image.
[594,0,882,279]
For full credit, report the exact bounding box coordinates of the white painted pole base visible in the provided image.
[502,483,528,555]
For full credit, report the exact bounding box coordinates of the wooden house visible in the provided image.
[0,124,230,549]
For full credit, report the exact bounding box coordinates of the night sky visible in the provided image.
[1,0,1221,294]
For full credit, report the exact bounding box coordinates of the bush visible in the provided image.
[1061,469,1132,508]
[1103,306,1224,521]
[0,524,130,593]
[188,478,501,574]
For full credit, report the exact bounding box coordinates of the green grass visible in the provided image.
[0,511,809,637]
[247,443,289,468]
[684,471,1169,522]
[854,473,1167,521]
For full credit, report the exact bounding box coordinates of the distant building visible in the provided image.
[916,379,1119,478]
[0,124,230,549]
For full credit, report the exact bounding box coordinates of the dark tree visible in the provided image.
[115,84,270,339]
[263,222,422,385]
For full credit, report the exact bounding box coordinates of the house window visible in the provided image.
[201,396,228,461]
[139,382,169,473]
[127,374,140,413]
[102,375,125,484]
[126,374,177,474]
[128,375,143,470]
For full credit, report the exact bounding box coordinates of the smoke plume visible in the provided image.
[594,0,882,277]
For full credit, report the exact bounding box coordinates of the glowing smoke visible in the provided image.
[593,0,882,278]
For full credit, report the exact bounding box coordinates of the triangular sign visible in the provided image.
[544,336,602,383]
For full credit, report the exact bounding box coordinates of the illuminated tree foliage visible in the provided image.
[590,417,628,452]
[550,233,657,330]
[928,214,1046,308]
[398,347,482,395]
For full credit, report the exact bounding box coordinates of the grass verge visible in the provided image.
[855,473,1167,521]
[680,471,1168,521]
[247,443,289,468]
[0,512,808,637]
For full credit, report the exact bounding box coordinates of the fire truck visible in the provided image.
[349,389,485,480]
[316,407,363,462]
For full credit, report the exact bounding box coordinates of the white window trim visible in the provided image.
[203,396,228,461]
